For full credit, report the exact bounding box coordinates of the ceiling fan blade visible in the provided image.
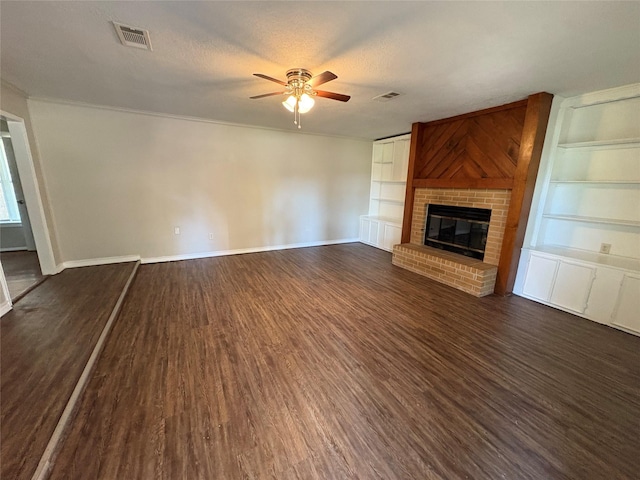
[315,90,351,102]
[253,73,287,86]
[250,92,285,99]
[308,71,337,87]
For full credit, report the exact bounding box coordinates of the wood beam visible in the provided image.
[401,122,423,243]
[494,92,553,296]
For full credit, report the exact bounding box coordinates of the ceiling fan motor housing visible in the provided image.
[286,69,313,84]
[286,69,315,96]
[250,69,348,103]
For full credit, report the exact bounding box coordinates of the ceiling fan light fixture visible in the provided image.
[282,93,315,114]
[253,69,347,129]
[282,95,297,112]
[298,93,315,113]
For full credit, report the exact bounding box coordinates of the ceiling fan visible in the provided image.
[250,69,350,128]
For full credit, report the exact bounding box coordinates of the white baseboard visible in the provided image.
[141,238,359,264]
[55,240,360,269]
[0,301,12,317]
[0,247,29,252]
[62,255,141,270]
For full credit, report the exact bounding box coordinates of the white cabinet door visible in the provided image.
[612,274,640,333]
[584,266,624,323]
[359,217,371,244]
[522,254,559,301]
[382,223,402,252]
[369,220,381,245]
[549,262,596,314]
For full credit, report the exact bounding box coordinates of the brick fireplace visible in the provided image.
[392,188,511,297]
[392,93,553,296]
[410,188,511,265]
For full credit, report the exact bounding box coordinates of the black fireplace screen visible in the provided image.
[424,204,491,260]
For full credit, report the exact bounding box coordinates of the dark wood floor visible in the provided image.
[0,250,46,300]
[0,262,136,480]
[45,244,640,479]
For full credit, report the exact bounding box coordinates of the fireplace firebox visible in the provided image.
[424,204,491,260]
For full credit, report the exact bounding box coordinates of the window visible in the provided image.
[0,140,21,224]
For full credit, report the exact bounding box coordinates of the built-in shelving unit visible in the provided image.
[515,83,640,335]
[549,180,640,184]
[359,134,410,252]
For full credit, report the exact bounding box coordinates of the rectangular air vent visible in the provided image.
[113,22,152,51]
[372,91,402,102]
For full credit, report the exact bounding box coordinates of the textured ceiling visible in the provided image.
[1,1,638,139]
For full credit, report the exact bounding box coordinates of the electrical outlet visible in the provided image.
[174,226,180,235]
[209,233,214,240]
[600,243,611,254]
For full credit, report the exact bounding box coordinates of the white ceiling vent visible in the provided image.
[113,22,152,51]
[372,91,403,102]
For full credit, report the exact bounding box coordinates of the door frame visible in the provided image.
[1,133,37,250]
[0,260,11,316]
[1,109,57,275]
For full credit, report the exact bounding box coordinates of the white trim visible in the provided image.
[55,240,359,270]
[27,97,373,142]
[62,255,140,269]
[31,261,140,480]
[1,112,58,275]
[0,247,28,252]
[0,301,12,317]
[566,83,640,109]
[141,238,359,264]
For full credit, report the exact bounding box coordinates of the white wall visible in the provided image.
[1,81,61,263]
[28,100,372,263]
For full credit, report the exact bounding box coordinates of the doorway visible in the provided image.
[0,111,56,311]
[0,118,45,299]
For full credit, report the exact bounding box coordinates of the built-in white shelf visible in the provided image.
[542,214,640,228]
[363,215,402,225]
[362,134,410,252]
[568,87,640,109]
[557,138,640,150]
[371,198,404,204]
[531,245,640,272]
[516,85,640,335]
[549,180,640,185]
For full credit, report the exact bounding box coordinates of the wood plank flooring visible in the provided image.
[0,262,136,480]
[49,244,639,479]
[0,250,46,301]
